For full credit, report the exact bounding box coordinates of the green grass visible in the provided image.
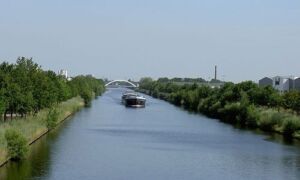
[0,96,84,165]
[282,116,300,137]
[255,108,300,136]
[257,109,281,132]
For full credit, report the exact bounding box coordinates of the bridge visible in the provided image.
[105,80,139,88]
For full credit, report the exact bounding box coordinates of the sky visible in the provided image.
[0,0,300,82]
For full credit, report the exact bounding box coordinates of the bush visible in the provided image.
[245,105,259,128]
[259,111,277,131]
[270,112,287,127]
[208,101,221,118]
[80,90,93,107]
[152,89,159,98]
[198,97,216,115]
[259,115,275,131]
[220,102,241,123]
[46,107,59,129]
[282,116,300,137]
[5,129,28,160]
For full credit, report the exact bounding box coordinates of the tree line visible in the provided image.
[0,57,105,121]
[139,78,300,138]
[156,77,223,83]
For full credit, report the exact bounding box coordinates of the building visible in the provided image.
[259,76,299,92]
[258,77,273,87]
[58,69,68,79]
[273,76,292,92]
[295,78,300,91]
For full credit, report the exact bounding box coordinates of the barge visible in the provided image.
[122,91,146,108]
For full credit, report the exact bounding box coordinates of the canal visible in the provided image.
[1,88,300,180]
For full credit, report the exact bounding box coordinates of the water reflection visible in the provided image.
[0,136,51,180]
[0,117,73,180]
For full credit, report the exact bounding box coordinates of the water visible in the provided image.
[1,88,300,180]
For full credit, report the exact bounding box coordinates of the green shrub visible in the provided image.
[5,129,28,160]
[209,101,221,118]
[220,102,241,123]
[259,118,270,130]
[270,112,287,127]
[198,97,217,115]
[80,90,93,107]
[46,107,59,130]
[259,111,276,131]
[152,89,159,98]
[245,105,259,128]
[282,116,300,137]
[197,98,208,113]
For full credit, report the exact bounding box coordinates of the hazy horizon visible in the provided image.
[1,0,299,82]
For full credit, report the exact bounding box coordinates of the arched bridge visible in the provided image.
[105,80,138,88]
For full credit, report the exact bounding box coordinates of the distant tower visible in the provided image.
[214,65,217,80]
[58,69,68,79]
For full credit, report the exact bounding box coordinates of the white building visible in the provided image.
[273,76,293,92]
[259,76,298,92]
[58,69,68,79]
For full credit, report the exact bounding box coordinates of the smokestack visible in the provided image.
[214,65,217,80]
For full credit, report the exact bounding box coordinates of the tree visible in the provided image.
[157,77,169,83]
[283,91,300,113]
[0,98,6,120]
[80,89,93,106]
[139,77,153,90]
[0,58,105,120]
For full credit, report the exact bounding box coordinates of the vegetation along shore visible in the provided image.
[138,77,300,139]
[0,57,105,166]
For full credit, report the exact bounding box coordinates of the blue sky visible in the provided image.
[0,0,300,82]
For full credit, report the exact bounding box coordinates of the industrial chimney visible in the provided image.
[214,65,217,80]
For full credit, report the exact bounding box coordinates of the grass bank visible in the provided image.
[0,97,84,166]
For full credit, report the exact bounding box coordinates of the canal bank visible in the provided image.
[137,87,300,140]
[0,97,85,167]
